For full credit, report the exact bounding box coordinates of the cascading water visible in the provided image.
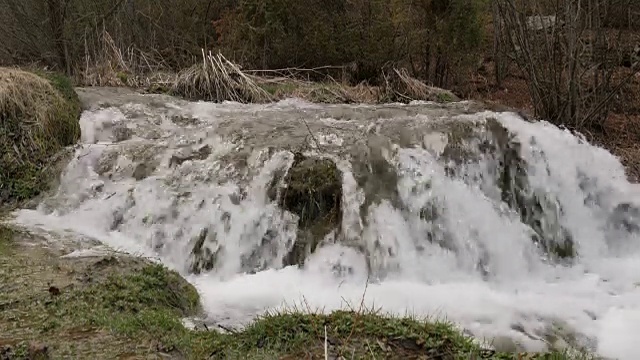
[8,87,640,359]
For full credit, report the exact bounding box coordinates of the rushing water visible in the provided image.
[8,87,640,359]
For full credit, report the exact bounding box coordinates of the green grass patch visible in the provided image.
[0,245,595,359]
[0,68,81,206]
[46,274,596,359]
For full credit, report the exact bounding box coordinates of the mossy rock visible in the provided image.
[0,68,81,206]
[279,153,342,266]
[483,118,576,260]
[188,227,223,274]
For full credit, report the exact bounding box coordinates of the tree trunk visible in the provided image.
[46,0,70,74]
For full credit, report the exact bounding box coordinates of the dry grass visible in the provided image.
[0,67,80,204]
[76,30,174,91]
[173,50,272,103]
[259,77,381,104]
[380,68,460,104]
[0,68,77,146]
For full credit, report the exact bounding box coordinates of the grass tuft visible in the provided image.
[0,68,81,205]
[380,68,460,104]
[173,50,273,103]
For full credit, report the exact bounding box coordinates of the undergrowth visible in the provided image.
[0,68,81,205]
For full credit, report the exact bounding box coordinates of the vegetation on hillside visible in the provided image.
[1,0,638,129]
[0,68,81,205]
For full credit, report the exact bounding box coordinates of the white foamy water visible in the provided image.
[8,88,640,359]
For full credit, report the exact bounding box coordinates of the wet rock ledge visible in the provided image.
[274,152,342,267]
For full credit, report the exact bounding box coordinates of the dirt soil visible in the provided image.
[0,224,197,359]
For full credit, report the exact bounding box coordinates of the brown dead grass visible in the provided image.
[259,77,381,104]
[0,68,78,146]
[173,51,272,103]
[0,68,81,203]
[381,68,460,104]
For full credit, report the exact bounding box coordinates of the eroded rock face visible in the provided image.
[278,153,342,267]
[609,202,640,233]
[436,117,576,261]
[189,228,221,275]
[349,137,400,222]
[169,145,212,168]
[484,118,575,260]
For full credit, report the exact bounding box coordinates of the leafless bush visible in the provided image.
[494,0,640,130]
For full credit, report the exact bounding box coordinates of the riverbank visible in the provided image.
[0,223,593,359]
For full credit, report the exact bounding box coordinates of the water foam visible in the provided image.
[9,91,640,359]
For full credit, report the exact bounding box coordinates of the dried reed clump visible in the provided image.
[173,50,272,103]
[0,67,81,203]
[77,30,171,90]
[380,68,459,104]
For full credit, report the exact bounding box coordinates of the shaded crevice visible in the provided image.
[188,227,222,275]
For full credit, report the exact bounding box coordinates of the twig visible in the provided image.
[324,325,329,360]
[301,118,322,150]
[365,339,377,359]
[344,273,371,346]
[216,323,238,334]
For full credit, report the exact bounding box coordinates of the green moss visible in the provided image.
[116,71,129,85]
[437,91,455,103]
[279,153,342,266]
[260,81,297,96]
[0,68,81,206]
[147,83,172,95]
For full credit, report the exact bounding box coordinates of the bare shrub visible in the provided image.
[494,0,640,130]
[76,29,173,89]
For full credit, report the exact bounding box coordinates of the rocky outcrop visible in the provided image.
[482,118,575,260]
[277,153,342,266]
